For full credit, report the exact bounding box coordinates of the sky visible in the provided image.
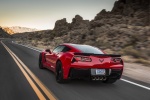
[0,0,117,30]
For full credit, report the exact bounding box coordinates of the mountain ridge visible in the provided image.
[2,26,38,35]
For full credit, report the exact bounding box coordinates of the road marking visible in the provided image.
[121,79,150,91]
[13,42,42,52]
[1,42,46,100]
[10,41,150,91]
[2,42,57,100]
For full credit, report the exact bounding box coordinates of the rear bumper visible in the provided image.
[68,68,123,80]
[69,68,90,79]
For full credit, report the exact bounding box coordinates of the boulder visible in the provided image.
[70,15,90,30]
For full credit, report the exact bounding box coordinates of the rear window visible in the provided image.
[70,44,104,54]
[62,46,71,52]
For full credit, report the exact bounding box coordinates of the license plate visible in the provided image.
[96,69,105,75]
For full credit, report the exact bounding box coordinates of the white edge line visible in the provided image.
[12,41,150,91]
[121,79,150,91]
[13,42,42,52]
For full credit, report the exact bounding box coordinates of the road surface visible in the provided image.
[0,39,150,100]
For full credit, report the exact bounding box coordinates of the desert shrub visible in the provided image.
[135,59,150,66]
[123,46,141,58]
[42,38,49,43]
[122,46,150,60]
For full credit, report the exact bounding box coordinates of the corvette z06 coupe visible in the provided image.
[39,43,124,83]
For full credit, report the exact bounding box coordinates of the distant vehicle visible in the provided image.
[39,43,124,84]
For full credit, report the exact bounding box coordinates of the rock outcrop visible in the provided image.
[53,18,70,36]
[70,15,90,30]
[111,0,150,26]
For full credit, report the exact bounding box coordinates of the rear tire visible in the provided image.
[102,78,117,84]
[56,61,68,83]
[39,53,44,69]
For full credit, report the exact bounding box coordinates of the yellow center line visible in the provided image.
[1,42,46,100]
[1,41,57,100]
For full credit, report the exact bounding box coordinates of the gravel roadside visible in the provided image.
[123,63,150,84]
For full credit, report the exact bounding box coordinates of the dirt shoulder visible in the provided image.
[123,63,150,84]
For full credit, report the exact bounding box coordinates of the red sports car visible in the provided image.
[39,43,124,83]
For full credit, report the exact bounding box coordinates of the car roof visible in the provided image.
[62,43,89,47]
[59,43,81,52]
[60,43,105,54]
[61,43,96,50]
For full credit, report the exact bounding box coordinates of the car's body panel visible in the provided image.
[40,43,124,81]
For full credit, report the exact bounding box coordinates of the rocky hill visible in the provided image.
[14,0,150,65]
[0,27,11,38]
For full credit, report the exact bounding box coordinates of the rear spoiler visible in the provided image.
[74,53,121,57]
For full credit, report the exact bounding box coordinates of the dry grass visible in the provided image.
[122,46,148,59]
[122,56,137,63]
[134,59,150,66]
[123,46,141,58]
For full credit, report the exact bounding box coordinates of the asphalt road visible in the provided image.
[0,39,150,100]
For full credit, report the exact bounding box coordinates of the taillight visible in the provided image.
[74,56,92,62]
[111,57,122,64]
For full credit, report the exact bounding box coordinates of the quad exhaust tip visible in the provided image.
[91,76,106,81]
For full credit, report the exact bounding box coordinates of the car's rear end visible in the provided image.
[64,44,124,83]
[67,44,123,83]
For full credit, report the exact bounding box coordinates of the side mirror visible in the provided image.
[45,49,51,53]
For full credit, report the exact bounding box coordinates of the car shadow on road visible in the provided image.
[41,68,118,88]
[69,79,117,86]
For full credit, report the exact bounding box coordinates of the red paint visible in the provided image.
[40,43,124,79]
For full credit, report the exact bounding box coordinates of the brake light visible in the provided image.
[111,57,122,63]
[74,56,92,62]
